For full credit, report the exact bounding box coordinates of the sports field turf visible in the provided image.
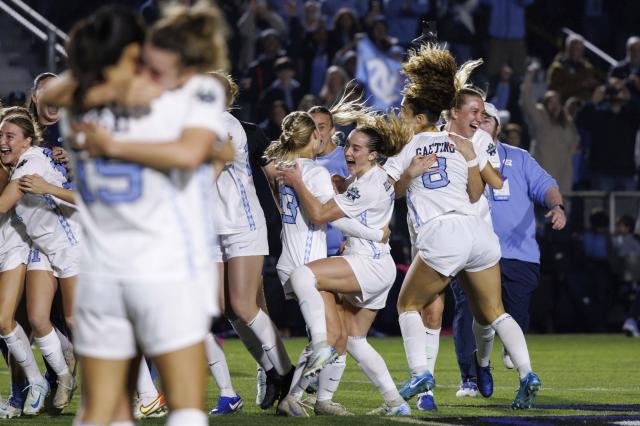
[2,334,638,425]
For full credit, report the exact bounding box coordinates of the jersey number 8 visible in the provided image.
[76,159,143,204]
[421,157,450,189]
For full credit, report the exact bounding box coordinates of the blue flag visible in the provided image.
[356,37,404,111]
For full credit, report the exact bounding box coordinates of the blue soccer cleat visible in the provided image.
[455,378,479,397]
[209,395,243,415]
[399,370,435,400]
[416,390,437,411]
[473,350,494,398]
[512,372,541,409]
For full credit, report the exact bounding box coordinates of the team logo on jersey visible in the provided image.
[384,180,392,192]
[345,187,361,201]
[486,143,497,156]
[504,159,513,167]
[196,89,217,103]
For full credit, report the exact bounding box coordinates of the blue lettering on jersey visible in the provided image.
[280,185,299,224]
[421,157,450,189]
[415,142,455,156]
[76,158,143,204]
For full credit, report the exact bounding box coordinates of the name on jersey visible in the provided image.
[345,186,361,201]
[415,142,455,156]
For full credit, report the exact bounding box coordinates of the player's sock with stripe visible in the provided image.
[347,336,402,404]
[472,319,495,367]
[231,318,274,371]
[317,354,346,401]
[248,309,291,376]
[290,266,327,349]
[491,313,531,379]
[34,328,70,377]
[425,327,441,374]
[1,323,41,384]
[204,333,236,397]
[399,311,428,375]
[166,408,207,426]
[136,357,159,401]
[289,345,313,399]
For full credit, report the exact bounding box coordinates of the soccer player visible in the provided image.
[55,5,233,425]
[386,43,542,410]
[0,107,77,414]
[278,110,412,416]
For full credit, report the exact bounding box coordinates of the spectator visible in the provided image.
[365,16,397,52]
[382,0,429,47]
[338,50,358,78]
[433,0,479,64]
[503,123,523,147]
[297,94,321,111]
[487,64,522,124]
[319,0,368,23]
[260,99,290,141]
[576,78,640,191]
[546,34,600,101]
[257,57,305,122]
[318,65,349,107]
[243,29,288,117]
[610,36,640,80]
[521,63,579,194]
[483,0,533,78]
[5,90,26,107]
[299,20,332,96]
[237,0,287,71]
[327,8,361,60]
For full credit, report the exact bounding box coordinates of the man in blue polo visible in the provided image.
[452,102,566,397]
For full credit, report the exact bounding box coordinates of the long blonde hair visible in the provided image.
[263,111,317,164]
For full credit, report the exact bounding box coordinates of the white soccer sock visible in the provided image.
[398,311,428,376]
[290,266,327,348]
[491,313,531,379]
[347,336,401,404]
[425,327,441,375]
[288,344,313,399]
[230,318,274,371]
[166,408,207,426]
[247,309,291,376]
[1,323,41,384]
[33,328,69,376]
[472,319,495,368]
[204,333,235,397]
[136,357,159,401]
[317,354,346,402]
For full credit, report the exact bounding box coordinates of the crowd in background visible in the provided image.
[2,0,640,335]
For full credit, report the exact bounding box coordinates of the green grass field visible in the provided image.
[2,334,639,425]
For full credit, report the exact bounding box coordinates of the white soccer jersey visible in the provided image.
[384,131,474,233]
[277,159,332,277]
[69,74,225,281]
[470,128,501,226]
[334,166,394,258]
[0,211,29,268]
[10,146,80,254]
[214,111,266,234]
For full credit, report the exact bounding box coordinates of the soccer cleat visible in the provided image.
[512,372,541,409]
[314,399,354,416]
[52,372,75,410]
[473,350,494,398]
[299,394,316,411]
[279,366,295,401]
[416,390,437,411]
[622,318,640,337]
[455,379,479,397]
[134,393,168,419]
[276,395,309,417]
[209,394,243,415]
[303,345,338,378]
[0,398,22,419]
[367,400,411,416]
[398,370,435,400]
[260,368,280,409]
[256,366,267,405]
[502,347,515,369]
[22,378,50,415]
